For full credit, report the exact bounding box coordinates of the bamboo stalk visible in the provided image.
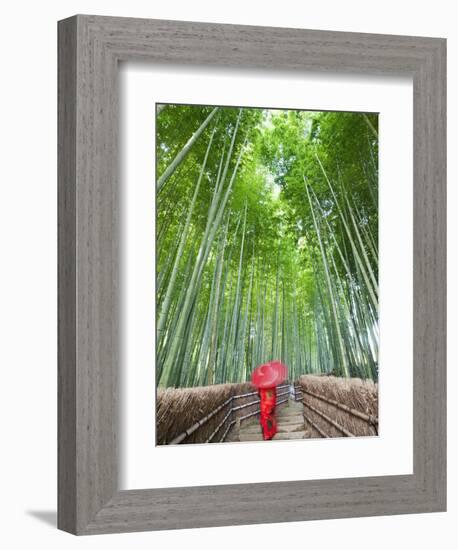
[157,107,219,192]
[159,111,244,386]
[363,113,378,139]
[315,154,379,312]
[305,180,349,377]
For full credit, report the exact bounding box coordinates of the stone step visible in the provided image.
[240,416,304,431]
[278,407,303,414]
[277,424,304,433]
[274,431,306,440]
[238,431,306,442]
[276,415,304,423]
[240,427,262,435]
[240,422,304,435]
[241,435,266,441]
[277,414,303,421]
[284,408,304,414]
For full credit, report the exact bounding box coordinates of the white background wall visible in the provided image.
[0,1,454,548]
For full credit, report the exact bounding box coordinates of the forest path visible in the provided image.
[229,399,315,442]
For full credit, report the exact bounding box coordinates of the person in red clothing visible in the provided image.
[251,361,287,441]
[259,386,277,440]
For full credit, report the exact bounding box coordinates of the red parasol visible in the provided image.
[251,360,288,389]
[269,360,288,383]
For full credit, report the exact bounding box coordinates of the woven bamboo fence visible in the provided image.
[157,382,289,445]
[296,375,378,438]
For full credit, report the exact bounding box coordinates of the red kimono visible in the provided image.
[259,387,277,440]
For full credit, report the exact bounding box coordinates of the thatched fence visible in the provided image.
[157,382,289,445]
[296,375,378,438]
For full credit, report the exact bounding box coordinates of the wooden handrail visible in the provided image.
[206,407,234,443]
[169,381,378,444]
[169,395,234,444]
[301,387,378,427]
[232,399,260,412]
[233,390,258,399]
[168,383,291,444]
[302,399,355,437]
[302,409,330,437]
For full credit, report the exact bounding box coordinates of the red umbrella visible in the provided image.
[269,360,288,383]
[251,361,288,389]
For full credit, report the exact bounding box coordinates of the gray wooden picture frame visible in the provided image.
[58,14,446,535]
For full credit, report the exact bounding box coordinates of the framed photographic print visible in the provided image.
[58,15,446,534]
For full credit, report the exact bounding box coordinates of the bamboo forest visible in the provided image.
[156,104,379,389]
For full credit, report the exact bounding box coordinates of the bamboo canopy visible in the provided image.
[156,105,379,389]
